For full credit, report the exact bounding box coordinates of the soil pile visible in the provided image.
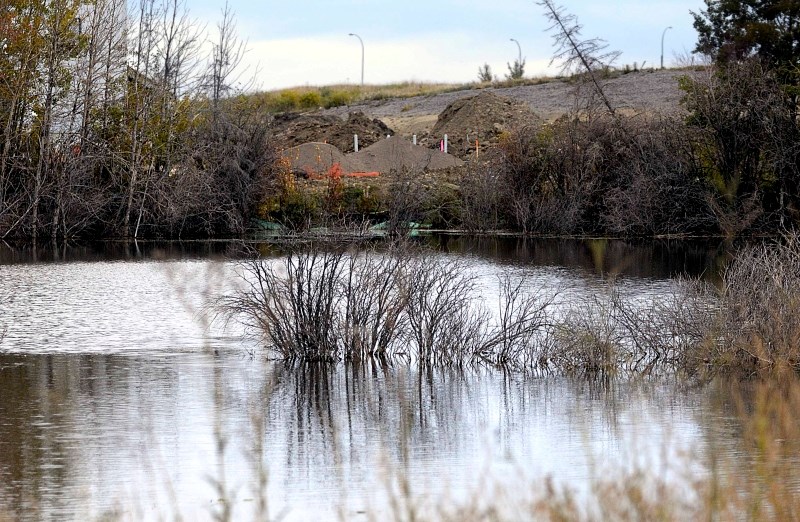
[272,111,393,153]
[349,137,464,174]
[427,91,542,159]
[281,142,365,176]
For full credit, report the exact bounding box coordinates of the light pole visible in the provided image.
[349,33,364,86]
[510,38,522,65]
[660,26,672,69]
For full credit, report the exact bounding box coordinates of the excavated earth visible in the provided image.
[271,111,393,153]
[273,69,696,174]
[321,69,694,136]
[427,91,542,159]
[350,137,464,172]
[280,142,365,175]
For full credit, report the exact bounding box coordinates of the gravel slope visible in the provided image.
[323,69,694,136]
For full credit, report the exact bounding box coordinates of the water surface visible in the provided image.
[0,238,742,520]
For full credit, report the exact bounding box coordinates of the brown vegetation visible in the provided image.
[0,0,277,239]
[268,59,798,238]
[3,0,798,240]
[220,234,800,381]
[219,239,554,366]
[692,235,800,376]
[457,59,799,237]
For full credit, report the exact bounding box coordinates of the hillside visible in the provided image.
[319,69,694,137]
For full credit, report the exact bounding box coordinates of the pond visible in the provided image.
[0,237,755,520]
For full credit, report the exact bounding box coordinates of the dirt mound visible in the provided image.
[281,142,365,176]
[428,91,542,159]
[348,137,464,174]
[272,111,393,153]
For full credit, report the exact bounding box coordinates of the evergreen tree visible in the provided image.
[692,0,800,101]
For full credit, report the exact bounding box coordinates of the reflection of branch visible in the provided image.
[537,0,619,116]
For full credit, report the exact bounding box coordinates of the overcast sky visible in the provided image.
[184,0,706,91]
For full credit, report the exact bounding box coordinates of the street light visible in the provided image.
[510,38,522,65]
[349,33,364,86]
[660,26,672,69]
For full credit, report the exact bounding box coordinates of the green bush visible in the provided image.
[272,90,300,112]
[340,185,381,215]
[298,91,322,109]
[271,190,321,228]
[322,89,354,108]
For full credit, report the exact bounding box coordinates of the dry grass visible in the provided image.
[692,235,800,377]
[247,77,568,113]
[250,83,470,113]
[365,376,800,522]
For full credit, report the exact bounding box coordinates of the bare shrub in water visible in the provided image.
[546,288,622,377]
[477,275,556,367]
[546,281,715,378]
[403,259,555,367]
[222,244,348,361]
[223,236,800,376]
[220,241,415,361]
[340,243,411,360]
[222,241,555,365]
[564,235,800,379]
[612,280,716,374]
[403,255,482,365]
[699,235,800,376]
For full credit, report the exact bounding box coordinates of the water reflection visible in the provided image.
[0,239,254,264]
[0,239,744,520]
[430,235,728,280]
[0,349,781,521]
[0,236,728,280]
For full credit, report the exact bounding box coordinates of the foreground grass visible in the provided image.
[428,377,800,522]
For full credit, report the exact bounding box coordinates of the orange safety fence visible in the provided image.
[304,163,381,179]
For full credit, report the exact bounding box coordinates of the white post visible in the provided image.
[354,134,359,152]
[413,134,417,145]
[444,134,448,154]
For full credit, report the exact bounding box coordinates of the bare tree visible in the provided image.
[206,2,246,119]
[123,0,202,237]
[537,0,619,116]
[28,0,86,240]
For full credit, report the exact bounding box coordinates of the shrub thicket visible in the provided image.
[460,59,800,237]
[220,240,554,367]
[221,236,800,380]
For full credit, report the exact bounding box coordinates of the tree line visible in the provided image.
[0,0,273,240]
